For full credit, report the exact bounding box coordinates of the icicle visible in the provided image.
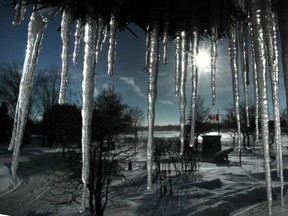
[189,29,199,148]
[72,20,82,66]
[249,9,260,146]
[12,0,26,26]
[147,22,159,190]
[58,6,73,104]
[162,22,169,65]
[10,8,51,181]
[251,1,273,215]
[238,22,250,127]
[264,0,284,208]
[251,35,260,145]
[101,25,108,50]
[95,17,104,64]
[210,25,217,106]
[80,17,98,212]
[228,26,241,164]
[107,14,118,77]
[144,25,150,72]
[38,6,60,23]
[162,0,169,65]
[174,33,181,96]
[179,31,188,155]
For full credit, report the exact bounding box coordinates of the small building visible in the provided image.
[202,135,221,162]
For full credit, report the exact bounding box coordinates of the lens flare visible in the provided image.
[196,51,210,69]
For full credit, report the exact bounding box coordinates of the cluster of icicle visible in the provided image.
[8,0,285,215]
[230,0,284,215]
[8,1,118,212]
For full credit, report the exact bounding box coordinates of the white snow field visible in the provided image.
[0,132,288,216]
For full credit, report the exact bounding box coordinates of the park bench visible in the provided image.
[213,147,234,164]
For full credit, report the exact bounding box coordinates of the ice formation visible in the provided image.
[107,14,118,77]
[263,0,284,207]
[58,6,73,104]
[250,21,260,145]
[179,31,188,155]
[239,22,250,128]
[146,22,159,189]
[162,22,169,65]
[228,26,242,164]
[144,26,150,73]
[251,1,273,214]
[189,29,199,148]
[12,0,26,26]
[174,34,181,96]
[72,19,82,66]
[9,6,58,181]
[210,25,217,106]
[7,0,286,214]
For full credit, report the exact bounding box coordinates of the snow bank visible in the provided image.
[0,163,11,196]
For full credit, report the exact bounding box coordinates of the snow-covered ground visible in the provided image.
[0,132,288,216]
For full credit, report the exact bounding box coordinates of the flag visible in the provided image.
[208,114,219,121]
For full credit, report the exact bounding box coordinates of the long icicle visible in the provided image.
[211,25,217,106]
[174,33,181,96]
[239,22,250,128]
[264,0,284,208]
[162,0,169,65]
[228,26,241,165]
[10,9,51,181]
[162,21,169,65]
[179,31,188,155]
[144,26,150,72]
[189,28,199,148]
[12,0,26,26]
[147,22,159,190]
[72,19,82,67]
[250,25,260,147]
[101,25,108,51]
[95,17,104,64]
[58,5,73,104]
[251,1,273,215]
[107,14,118,77]
[80,17,97,213]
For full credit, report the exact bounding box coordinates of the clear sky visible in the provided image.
[0,4,287,125]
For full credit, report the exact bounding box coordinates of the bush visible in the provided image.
[43,104,81,150]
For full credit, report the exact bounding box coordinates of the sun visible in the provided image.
[196,50,210,69]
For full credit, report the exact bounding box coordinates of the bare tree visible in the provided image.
[46,86,134,215]
[0,63,62,119]
[194,95,211,124]
[0,102,11,143]
[0,62,22,116]
[223,100,255,148]
[186,95,211,136]
[43,104,81,151]
[89,85,133,215]
[129,106,145,141]
[34,67,60,116]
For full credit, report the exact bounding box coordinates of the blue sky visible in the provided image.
[0,5,287,125]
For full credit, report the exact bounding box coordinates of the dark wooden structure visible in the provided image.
[202,135,221,162]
